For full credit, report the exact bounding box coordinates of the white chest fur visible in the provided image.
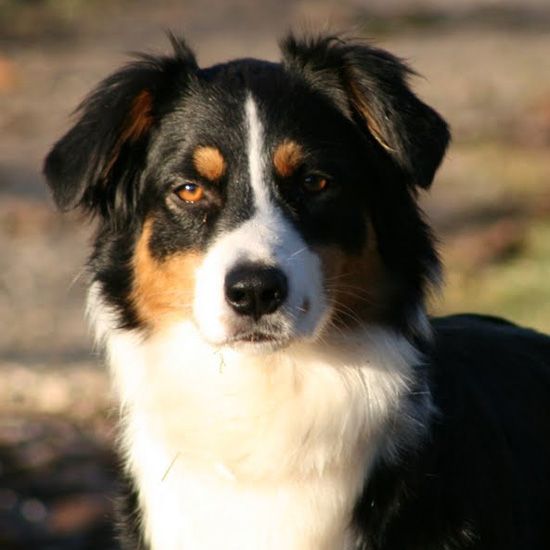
[97,309,422,549]
[131,436,366,550]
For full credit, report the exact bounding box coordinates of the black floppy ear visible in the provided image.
[44,35,198,222]
[281,34,450,189]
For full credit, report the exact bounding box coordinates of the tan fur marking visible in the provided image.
[102,90,154,180]
[273,140,304,178]
[122,90,154,144]
[347,80,394,152]
[132,219,201,329]
[315,223,391,326]
[193,146,226,181]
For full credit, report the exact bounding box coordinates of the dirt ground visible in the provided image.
[1,0,550,547]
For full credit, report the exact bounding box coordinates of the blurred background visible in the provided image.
[1,0,549,547]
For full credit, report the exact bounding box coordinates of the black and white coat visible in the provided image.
[44,34,550,550]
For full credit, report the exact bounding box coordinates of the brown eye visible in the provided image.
[175,182,204,203]
[302,174,328,193]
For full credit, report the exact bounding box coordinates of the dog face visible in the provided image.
[44,35,449,351]
[133,75,372,350]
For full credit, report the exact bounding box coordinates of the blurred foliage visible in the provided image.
[428,138,550,333]
[441,221,550,333]
[356,4,550,35]
[0,0,126,41]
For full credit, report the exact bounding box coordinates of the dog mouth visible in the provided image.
[235,332,276,343]
[226,330,291,351]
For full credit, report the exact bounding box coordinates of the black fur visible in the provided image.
[116,471,149,550]
[354,314,550,549]
[281,34,450,190]
[44,34,198,224]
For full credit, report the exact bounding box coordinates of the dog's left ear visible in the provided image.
[44,35,198,223]
[281,34,450,189]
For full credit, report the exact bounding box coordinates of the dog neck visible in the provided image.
[90,285,432,549]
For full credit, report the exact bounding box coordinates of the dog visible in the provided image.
[44,33,550,549]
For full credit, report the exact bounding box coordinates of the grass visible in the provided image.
[425,138,550,333]
[436,220,550,333]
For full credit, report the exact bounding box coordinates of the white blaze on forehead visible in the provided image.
[192,93,326,346]
[245,95,272,213]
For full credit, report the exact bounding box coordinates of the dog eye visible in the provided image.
[174,182,205,203]
[302,174,329,193]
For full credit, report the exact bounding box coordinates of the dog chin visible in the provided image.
[204,325,293,354]
[226,336,292,355]
[199,326,303,356]
[194,305,330,355]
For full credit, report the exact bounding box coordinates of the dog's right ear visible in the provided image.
[43,35,198,222]
[281,34,450,191]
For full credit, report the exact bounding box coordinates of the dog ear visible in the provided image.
[43,35,198,222]
[281,34,450,189]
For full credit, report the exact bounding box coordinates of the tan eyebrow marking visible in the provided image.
[193,146,226,181]
[273,139,304,178]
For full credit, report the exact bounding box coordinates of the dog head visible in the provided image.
[44,34,449,352]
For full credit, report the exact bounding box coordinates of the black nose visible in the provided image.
[225,264,288,320]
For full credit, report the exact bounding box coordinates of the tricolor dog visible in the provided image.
[44,34,550,549]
